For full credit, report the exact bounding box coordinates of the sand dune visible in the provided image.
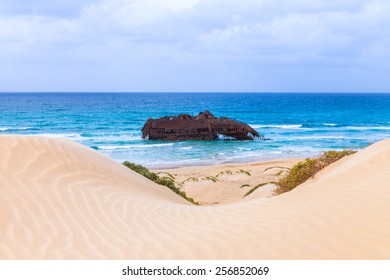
[1,135,390,259]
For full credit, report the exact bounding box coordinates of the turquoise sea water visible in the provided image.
[1,92,390,168]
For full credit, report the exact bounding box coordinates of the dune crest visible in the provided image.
[1,135,389,259]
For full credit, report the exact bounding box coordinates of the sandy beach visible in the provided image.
[1,135,390,259]
[156,159,302,205]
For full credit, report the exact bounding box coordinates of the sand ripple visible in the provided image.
[1,135,390,259]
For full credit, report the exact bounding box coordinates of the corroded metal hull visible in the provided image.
[142,111,261,141]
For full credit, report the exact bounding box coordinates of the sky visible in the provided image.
[0,0,389,92]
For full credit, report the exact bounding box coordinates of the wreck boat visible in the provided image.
[141,111,262,141]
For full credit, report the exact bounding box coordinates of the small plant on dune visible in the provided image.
[123,161,199,205]
[156,171,175,180]
[216,170,233,177]
[263,166,291,172]
[182,176,219,184]
[206,176,218,182]
[216,169,251,177]
[239,169,251,176]
[181,176,199,184]
[273,149,356,195]
[244,182,275,197]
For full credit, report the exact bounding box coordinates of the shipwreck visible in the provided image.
[142,111,262,141]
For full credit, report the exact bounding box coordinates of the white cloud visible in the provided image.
[0,0,390,91]
[0,0,98,17]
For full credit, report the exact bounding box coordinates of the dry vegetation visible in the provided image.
[123,161,199,204]
[123,150,354,204]
[274,150,356,195]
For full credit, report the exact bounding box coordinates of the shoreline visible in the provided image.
[155,157,304,171]
[147,155,307,170]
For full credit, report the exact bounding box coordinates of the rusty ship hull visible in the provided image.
[141,111,261,141]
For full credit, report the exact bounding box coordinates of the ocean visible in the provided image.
[1,92,390,168]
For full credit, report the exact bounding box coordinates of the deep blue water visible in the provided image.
[1,92,390,168]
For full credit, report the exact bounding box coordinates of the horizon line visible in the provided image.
[1,91,390,94]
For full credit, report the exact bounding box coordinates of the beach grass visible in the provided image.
[244,182,275,197]
[123,161,199,205]
[182,176,219,184]
[216,169,251,177]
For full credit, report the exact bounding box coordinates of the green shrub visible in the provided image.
[123,161,199,205]
[274,149,356,195]
[320,150,356,165]
[123,161,158,181]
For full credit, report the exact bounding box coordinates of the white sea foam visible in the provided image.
[288,135,347,140]
[38,133,84,141]
[178,146,193,150]
[218,134,236,140]
[94,135,141,142]
[251,123,390,131]
[0,127,34,131]
[98,145,136,150]
[35,132,142,142]
[344,126,390,130]
[80,132,141,141]
[98,143,174,150]
[323,123,337,127]
[251,124,303,129]
[140,143,174,148]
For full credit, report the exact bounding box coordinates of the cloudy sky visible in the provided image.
[0,0,389,92]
